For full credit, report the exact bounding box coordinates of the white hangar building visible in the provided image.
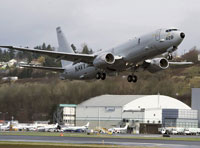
[76,95,198,133]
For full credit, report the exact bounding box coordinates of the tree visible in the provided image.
[0,48,3,60]
[81,44,93,54]
[42,43,46,50]
[16,51,25,59]
[8,49,15,59]
[37,56,45,65]
[181,47,199,63]
[2,50,10,62]
[47,45,52,51]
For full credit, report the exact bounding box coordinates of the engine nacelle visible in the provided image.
[146,58,169,73]
[93,53,115,68]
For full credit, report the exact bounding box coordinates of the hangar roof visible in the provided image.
[79,95,145,107]
[78,95,191,110]
[123,95,191,111]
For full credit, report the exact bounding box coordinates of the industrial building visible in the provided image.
[55,95,199,134]
[192,88,200,127]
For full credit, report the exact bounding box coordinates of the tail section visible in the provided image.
[56,27,74,67]
[55,123,58,128]
[123,124,128,129]
[84,122,89,128]
[7,122,10,127]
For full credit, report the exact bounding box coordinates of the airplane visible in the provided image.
[0,27,191,83]
[108,124,128,134]
[37,123,58,132]
[0,121,10,131]
[58,122,89,132]
[22,123,38,131]
[12,123,31,131]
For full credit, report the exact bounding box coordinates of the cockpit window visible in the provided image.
[166,29,178,32]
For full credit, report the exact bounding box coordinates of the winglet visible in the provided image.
[0,46,14,49]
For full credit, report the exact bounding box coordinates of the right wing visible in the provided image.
[169,61,193,65]
[169,61,194,68]
[21,65,65,72]
[0,46,96,64]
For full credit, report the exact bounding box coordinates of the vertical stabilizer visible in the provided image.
[85,122,90,128]
[56,27,74,67]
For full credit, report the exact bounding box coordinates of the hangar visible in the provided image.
[76,95,198,133]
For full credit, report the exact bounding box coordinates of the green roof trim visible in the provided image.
[59,104,77,107]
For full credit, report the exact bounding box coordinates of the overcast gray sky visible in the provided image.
[0,0,199,54]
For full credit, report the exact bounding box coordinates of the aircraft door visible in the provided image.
[155,29,161,41]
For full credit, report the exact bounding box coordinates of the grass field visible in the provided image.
[0,141,158,148]
[1,131,200,142]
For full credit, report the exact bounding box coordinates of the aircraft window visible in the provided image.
[166,29,171,32]
[166,29,178,32]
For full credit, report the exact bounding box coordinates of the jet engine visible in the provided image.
[145,58,169,73]
[93,53,115,68]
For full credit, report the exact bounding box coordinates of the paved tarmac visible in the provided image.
[0,135,200,148]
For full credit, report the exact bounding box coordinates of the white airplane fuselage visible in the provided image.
[60,122,89,132]
[61,28,184,80]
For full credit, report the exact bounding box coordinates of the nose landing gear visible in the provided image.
[127,75,137,83]
[167,53,173,60]
[96,72,106,80]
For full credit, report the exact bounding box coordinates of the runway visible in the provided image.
[0,135,200,148]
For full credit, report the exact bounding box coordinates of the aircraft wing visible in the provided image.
[169,61,193,65]
[21,65,65,72]
[0,46,96,64]
[169,61,194,68]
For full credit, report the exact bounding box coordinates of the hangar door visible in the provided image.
[140,123,161,134]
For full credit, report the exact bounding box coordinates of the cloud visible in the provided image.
[0,0,199,54]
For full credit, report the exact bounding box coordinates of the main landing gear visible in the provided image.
[96,72,106,80]
[127,75,137,83]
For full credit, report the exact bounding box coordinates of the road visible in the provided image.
[0,135,200,148]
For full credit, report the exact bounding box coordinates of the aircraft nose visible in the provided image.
[180,32,185,39]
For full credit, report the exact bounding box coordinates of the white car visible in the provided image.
[184,129,190,135]
[171,129,178,135]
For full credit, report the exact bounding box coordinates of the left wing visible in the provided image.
[0,46,96,64]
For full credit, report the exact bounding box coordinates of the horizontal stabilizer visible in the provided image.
[21,65,65,72]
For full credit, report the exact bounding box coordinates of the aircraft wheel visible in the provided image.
[132,75,137,83]
[101,73,106,80]
[96,72,101,79]
[127,75,133,82]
